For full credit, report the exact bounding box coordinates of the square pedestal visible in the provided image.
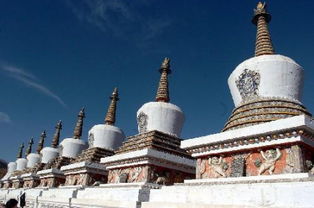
[102,148,195,185]
[21,173,40,188]
[102,131,195,185]
[181,115,314,179]
[61,161,108,186]
[37,168,65,188]
[11,176,23,189]
[1,180,11,189]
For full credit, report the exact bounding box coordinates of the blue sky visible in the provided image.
[1,0,314,162]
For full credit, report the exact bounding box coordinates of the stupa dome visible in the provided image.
[88,88,125,151]
[60,108,86,158]
[223,2,311,131]
[1,162,16,180]
[137,102,184,137]
[136,58,185,137]
[41,121,63,164]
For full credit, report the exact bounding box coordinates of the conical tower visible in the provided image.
[25,138,34,156]
[223,2,311,131]
[51,120,62,148]
[73,108,85,139]
[155,57,171,102]
[17,143,24,159]
[252,2,274,56]
[104,88,119,125]
[37,131,46,153]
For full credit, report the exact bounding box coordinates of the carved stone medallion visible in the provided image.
[236,69,260,100]
[88,133,94,148]
[137,112,148,133]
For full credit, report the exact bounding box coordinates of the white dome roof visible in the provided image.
[60,138,86,158]
[228,54,303,107]
[26,153,41,168]
[88,124,125,151]
[41,147,59,164]
[1,162,16,180]
[16,158,27,171]
[137,101,184,137]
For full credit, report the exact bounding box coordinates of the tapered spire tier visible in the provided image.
[17,143,24,159]
[155,57,171,102]
[37,131,46,153]
[73,107,85,139]
[51,120,62,148]
[104,88,119,125]
[252,2,274,56]
[25,138,34,156]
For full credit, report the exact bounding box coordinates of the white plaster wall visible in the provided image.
[41,147,59,164]
[146,179,314,208]
[228,54,304,107]
[137,102,184,137]
[60,138,86,158]
[16,158,27,171]
[26,153,41,168]
[88,124,125,150]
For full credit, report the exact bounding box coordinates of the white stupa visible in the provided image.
[41,121,62,164]
[88,88,125,151]
[1,162,16,180]
[15,143,27,171]
[223,2,311,131]
[26,132,46,168]
[59,108,86,158]
[136,58,184,137]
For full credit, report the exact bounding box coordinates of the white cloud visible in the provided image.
[66,0,172,43]
[1,64,66,107]
[0,112,11,123]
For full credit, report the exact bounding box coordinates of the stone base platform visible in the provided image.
[61,161,108,186]
[37,168,65,188]
[142,173,314,208]
[21,173,40,188]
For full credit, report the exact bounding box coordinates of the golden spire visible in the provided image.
[51,120,62,148]
[17,143,24,159]
[37,131,46,153]
[25,138,34,156]
[156,57,171,102]
[252,2,274,56]
[73,107,85,139]
[104,87,119,125]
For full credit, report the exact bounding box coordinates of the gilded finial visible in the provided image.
[73,107,85,139]
[37,131,46,153]
[156,57,171,102]
[104,87,119,125]
[25,138,34,156]
[51,120,62,148]
[17,143,24,159]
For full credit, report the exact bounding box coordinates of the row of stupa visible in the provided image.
[0,2,314,208]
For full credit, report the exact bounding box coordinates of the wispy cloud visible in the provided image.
[66,0,172,45]
[0,112,11,123]
[0,64,66,107]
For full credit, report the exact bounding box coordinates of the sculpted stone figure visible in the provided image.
[208,156,227,177]
[258,148,281,175]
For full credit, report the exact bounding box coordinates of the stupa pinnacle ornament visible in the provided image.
[73,107,85,139]
[37,131,46,153]
[17,143,24,159]
[155,57,171,102]
[252,2,274,56]
[25,138,34,156]
[51,120,62,148]
[104,88,119,125]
